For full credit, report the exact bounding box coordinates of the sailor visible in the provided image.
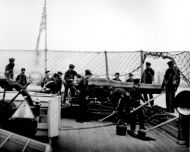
[56,71,63,95]
[76,69,92,122]
[110,88,130,122]
[113,72,122,81]
[141,62,155,106]
[63,64,81,104]
[41,70,51,88]
[129,78,145,134]
[16,68,27,86]
[126,73,134,82]
[162,60,180,112]
[48,73,58,94]
[5,58,15,80]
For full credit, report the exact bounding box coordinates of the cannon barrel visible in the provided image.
[88,78,162,94]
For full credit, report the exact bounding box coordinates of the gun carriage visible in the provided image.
[0,78,39,137]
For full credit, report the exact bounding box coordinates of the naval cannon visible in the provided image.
[68,77,162,104]
[67,77,162,105]
[86,77,162,104]
[67,78,163,118]
[88,77,162,94]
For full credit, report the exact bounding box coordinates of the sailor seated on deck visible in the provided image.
[129,78,146,134]
[41,71,57,94]
[41,70,51,89]
[41,72,64,95]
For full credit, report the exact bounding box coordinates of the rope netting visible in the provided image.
[0,50,189,86]
[171,52,190,86]
[106,51,141,78]
[143,51,190,86]
[43,50,142,80]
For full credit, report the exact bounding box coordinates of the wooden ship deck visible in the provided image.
[51,118,189,152]
[51,101,189,152]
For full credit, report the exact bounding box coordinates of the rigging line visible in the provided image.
[60,123,115,131]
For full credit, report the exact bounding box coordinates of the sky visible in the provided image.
[0,0,190,52]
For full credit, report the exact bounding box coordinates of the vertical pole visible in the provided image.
[140,50,144,78]
[188,116,190,147]
[44,0,47,72]
[104,51,109,79]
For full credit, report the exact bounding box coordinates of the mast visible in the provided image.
[35,0,47,72]
[44,0,47,72]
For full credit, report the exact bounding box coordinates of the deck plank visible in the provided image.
[53,119,189,152]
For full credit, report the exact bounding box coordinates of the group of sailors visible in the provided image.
[110,78,146,134]
[109,60,180,135]
[4,57,181,114]
[40,64,92,105]
[4,57,181,113]
[112,61,180,112]
[41,70,63,95]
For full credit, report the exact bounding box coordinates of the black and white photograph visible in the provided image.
[0,0,190,151]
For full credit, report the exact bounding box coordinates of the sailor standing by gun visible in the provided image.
[129,78,146,135]
[162,61,180,113]
[76,69,92,123]
[63,64,81,104]
[141,62,155,106]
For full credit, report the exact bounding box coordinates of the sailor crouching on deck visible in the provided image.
[129,78,146,134]
[76,69,92,123]
[110,88,130,121]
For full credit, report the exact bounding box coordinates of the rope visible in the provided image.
[60,123,115,130]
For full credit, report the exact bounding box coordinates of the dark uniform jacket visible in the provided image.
[16,74,27,86]
[141,68,154,84]
[5,63,15,79]
[130,85,144,108]
[162,67,180,90]
[110,88,130,111]
[55,76,63,94]
[126,78,133,82]
[113,78,121,81]
[64,70,81,84]
[77,76,89,93]
[41,77,51,88]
